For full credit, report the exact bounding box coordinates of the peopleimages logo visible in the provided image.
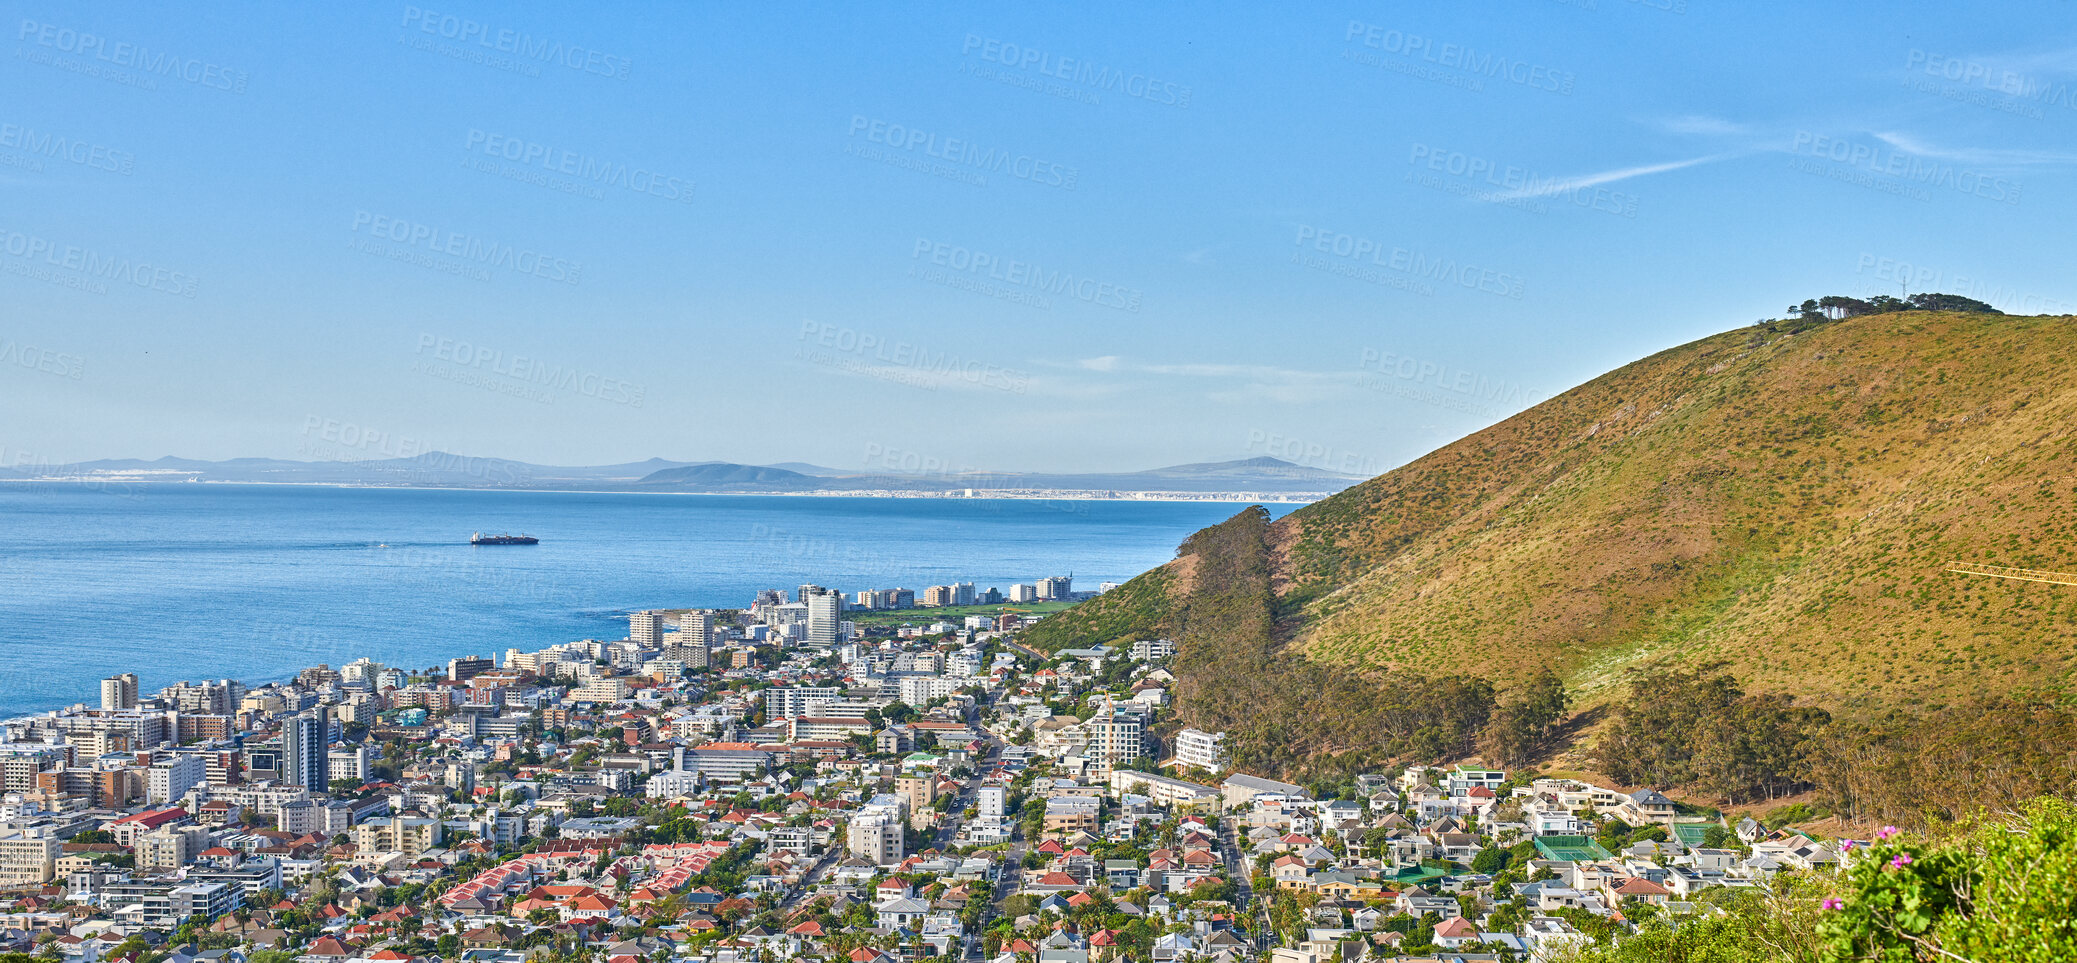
[16,19,250,93]
[0,339,86,380]
[1356,347,1544,411]
[0,121,135,175]
[910,238,1142,312]
[1788,132,2021,205]
[462,129,693,203]
[1408,143,1638,217]
[414,334,645,407]
[1292,226,1526,300]
[1904,49,2077,109]
[959,34,1192,108]
[1343,21,1576,94]
[0,226,200,298]
[796,321,1031,394]
[399,7,631,79]
[846,117,1079,190]
[348,210,584,285]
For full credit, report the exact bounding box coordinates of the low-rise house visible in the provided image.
[1618,789,1680,826]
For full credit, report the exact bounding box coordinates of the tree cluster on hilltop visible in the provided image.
[1760,291,2002,325]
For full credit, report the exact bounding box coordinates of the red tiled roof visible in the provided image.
[1435,917,1478,938]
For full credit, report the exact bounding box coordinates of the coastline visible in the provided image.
[0,477,1333,503]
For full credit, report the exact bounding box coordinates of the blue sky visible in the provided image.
[5,1,2074,475]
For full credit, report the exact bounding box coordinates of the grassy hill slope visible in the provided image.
[1034,312,2077,724]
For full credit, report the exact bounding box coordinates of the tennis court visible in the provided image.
[1534,836,1614,861]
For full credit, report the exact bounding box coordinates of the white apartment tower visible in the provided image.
[100,674,139,711]
[630,610,667,646]
[148,755,207,804]
[1174,728,1230,773]
[806,590,844,647]
[677,610,713,646]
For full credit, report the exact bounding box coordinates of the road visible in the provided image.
[1220,816,1271,952]
[778,843,842,911]
[960,699,1018,961]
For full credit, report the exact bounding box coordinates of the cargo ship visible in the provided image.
[470,532,539,545]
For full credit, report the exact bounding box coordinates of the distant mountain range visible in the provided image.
[0,453,1368,496]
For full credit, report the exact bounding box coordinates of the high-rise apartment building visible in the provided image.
[147,755,206,804]
[977,785,1007,819]
[1174,728,1230,773]
[672,610,713,650]
[1037,576,1073,600]
[806,590,844,647]
[895,775,938,829]
[630,610,667,646]
[764,686,844,720]
[0,746,67,794]
[1083,700,1146,770]
[160,679,243,715]
[0,829,61,886]
[280,712,326,791]
[847,795,907,866]
[100,674,139,711]
[327,745,372,784]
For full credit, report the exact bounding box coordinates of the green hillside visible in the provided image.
[1028,310,2077,801]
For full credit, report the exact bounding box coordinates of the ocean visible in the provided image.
[0,483,1295,717]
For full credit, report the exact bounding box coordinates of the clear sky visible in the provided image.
[5,2,2073,476]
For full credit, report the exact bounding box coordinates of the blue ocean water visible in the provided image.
[0,483,1292,717]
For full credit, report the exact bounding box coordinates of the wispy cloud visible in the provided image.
[1653,114,1750,136]
[1074,357,1344,382]
[1964,44,2077,79]
[1060,355,1362,404]
[1870,131,2077,168]
[1491,153,1731,201]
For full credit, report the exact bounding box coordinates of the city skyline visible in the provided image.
[7,3,2074,473]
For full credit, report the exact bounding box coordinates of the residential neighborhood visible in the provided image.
[0,588,1852,963]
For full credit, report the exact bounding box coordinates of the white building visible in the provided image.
[100,674,139,711]
[977,785,1007,819]
[765,686,844,720]
[148,755,206,804]
[571,679,631,704]
[1131,638,1176,661]
[0,828,60,886]
[806,590,845,647]
[848,797,907,866]
[896,675,962,706]
[1174,728,1229,774]
[630,610,668,646]
[327,745,372,785]
[1082,701,1147,771]
[646,770,703,800]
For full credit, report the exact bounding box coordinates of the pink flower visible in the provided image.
[1890,854,1914,868]
[1876,826,1901,840]
[1840,839,1858,851]
[1822,898,1845,910]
